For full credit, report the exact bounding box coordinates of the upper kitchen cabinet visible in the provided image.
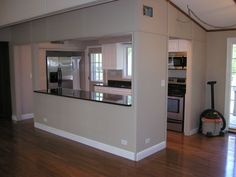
[102,43,124,70]
[169,39,190,52]
[168,39,178,52]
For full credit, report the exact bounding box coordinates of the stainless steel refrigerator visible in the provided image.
[46,51,82,90]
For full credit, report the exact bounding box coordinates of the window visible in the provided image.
[90,53,103,82]
[124,45,132,78]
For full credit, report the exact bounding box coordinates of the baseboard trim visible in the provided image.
[21,113,34,120]
[185,128,199,136]
[136,141,166,161]
[34,122,136,161]
[190,128,199,135]
[12,115,17,121]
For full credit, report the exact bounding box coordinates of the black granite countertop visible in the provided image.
[34,88,132,106]
[94,83,131,89]
[94,80,132,89]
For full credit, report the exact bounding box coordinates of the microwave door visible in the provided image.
[173,57,182,67]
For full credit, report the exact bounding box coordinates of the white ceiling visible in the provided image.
[170,0,236,31]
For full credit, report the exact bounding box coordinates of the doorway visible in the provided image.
[85,47,103,91]
[0,42,11,120]
[225,38,236,131]
[167,38,192,135]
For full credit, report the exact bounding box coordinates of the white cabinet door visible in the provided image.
[102,43,123,70]
[169,39,190,52]
[168,40,179,52]
[102,44,115,69]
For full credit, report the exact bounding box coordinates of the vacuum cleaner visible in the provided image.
[199,81,226,136]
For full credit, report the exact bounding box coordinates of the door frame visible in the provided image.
[224,38,236,130]
[85,45,102,91]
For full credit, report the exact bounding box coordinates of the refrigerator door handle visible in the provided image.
[58,67,62,87]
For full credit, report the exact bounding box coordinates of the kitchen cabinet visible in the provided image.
[102,43,124,70]
[168,40,178,52]
[94,86,131,96]
[168,39,189,52]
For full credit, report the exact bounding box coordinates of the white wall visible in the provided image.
[206,31,236,121]
[34,93,136,151]
[12,45,33,120]
[167,3,207,135]
[189,40,206,132]
[133,0,168,152]
[168,4,192,39]
[10,0,137,44]
[32,0,169,158]
[0,0,115,27]
[30,0,138,159]
[134,32,167,152]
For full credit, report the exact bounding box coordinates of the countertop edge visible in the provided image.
[94,84,132,89]
[34,90,132,107]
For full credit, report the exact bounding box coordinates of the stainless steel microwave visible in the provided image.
[168,52,187,69]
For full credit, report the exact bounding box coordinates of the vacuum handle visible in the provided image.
[207,81,216,85]
[207,81,217,109]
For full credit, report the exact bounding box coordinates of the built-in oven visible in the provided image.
[167,81,185,132]
[167,96,184,132]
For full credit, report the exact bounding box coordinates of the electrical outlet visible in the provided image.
[121,139,128,146]
[145,138,150,144]
[43,118,47,122]
[161,80,165,87]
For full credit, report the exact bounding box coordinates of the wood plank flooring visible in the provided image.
[0,119,235,177]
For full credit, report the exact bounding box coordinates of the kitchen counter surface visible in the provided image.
[34,88,132,106]
[94,83,131,89]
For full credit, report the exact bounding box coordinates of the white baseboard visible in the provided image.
[12,115,17,121]
[12,113,34,121]
[34,122,136,161]
[34,122,167,161]
[136,141,166,161]
[185,128,198,136]
[21,113,34,120]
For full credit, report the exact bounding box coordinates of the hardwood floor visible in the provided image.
[0,119,235,177]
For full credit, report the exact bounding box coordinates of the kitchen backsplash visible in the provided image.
[103,69,131,84]
[107,69,123,80]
